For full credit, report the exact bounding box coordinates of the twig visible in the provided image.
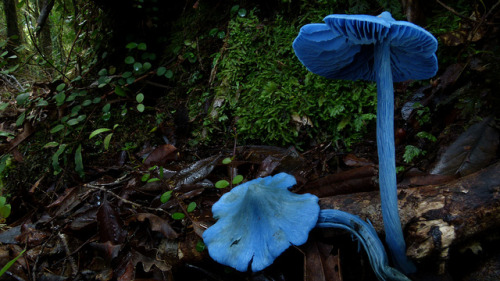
[85,183,169,214]
[58,233,78,277]
[62,27,82,75]
[208,26,229,86]
[436,0,479,22]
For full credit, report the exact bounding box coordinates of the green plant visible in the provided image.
[413,102,431,126]
[403,145,426,163]
[89,124,119,150]
[0,249,25,277]
[416,131,437,142]
[215,157,244,189]
[0,196,11,222]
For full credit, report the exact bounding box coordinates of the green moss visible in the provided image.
[196,11,377,148]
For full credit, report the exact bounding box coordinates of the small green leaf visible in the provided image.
[141,174,151,182]
[50,124,65,134]
[165,70,173,79]
[230,5,239,15]
[16,112,25,127]
[238,8,247,17]
[0,196,5,207]
[222,157,232,165]
[133,62,142,72]
[215,180,229,189]
[125,42,138,49]
[172,212,185,220]
[103,133,113,150]
[67,118,79,126]
[0,204,10,219]
[102,112,111,121]
[232,175,244,185]
[16,93,30,106]
[403,145,425,163]
[0,103,8,111]
[0,249,26,277]
[89,128,112,139]
[126,77,135,84]
[114,86,127,97]
[143,62,151,70]
[82,99,92,106]
[416,131,437,142]
[52,144,67,175]
[98,68,107,76]
[187,202,196,213]
[156,67,166,76]
[125,56,135,64]
[122,71,132,78]
[43,141,59,148]
[160,191,172,203]
[55,92,66,106]
[195,240,206,252]
[71,105,82,114]
[92,97,101,103]
[56,83,66,91]
[137,43,147,50]
[147,177,160,183]
[137,104,145,112]
[136,93,144,103]
[0,131,13,138]
[102,103,111,113]
[76,115,87,122]
[36,99,48,106]
[75,144,84,178]
[209,28,218,37]
[66,94,76,102]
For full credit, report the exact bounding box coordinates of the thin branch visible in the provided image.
[85,183,169,214]
[436,0,479,22]
[23,14,70,80]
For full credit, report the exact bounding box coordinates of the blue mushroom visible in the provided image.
[318,210,410,281]
[293,12,438,273]
[202,173,320,272]
[203,174,410,280]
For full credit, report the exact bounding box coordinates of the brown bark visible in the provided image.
[2,0,22,57]
[319,161,500,273]
[37,0,53,62]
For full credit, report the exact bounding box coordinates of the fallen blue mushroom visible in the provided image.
[203,173,410,280]
[293,11,438,273]
[202,173,320,272]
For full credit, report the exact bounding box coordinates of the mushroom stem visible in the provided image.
[374,39,416,274]
[317,210,411,281]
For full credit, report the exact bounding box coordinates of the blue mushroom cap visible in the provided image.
[202,173,320,272]
[293,12,438,82]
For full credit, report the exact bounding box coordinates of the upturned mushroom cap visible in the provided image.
[293,12,438,82]
[202,173,320,272]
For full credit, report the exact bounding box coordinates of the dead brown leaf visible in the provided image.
[97,199,126,244]
[128,213,178,239]
[143,144,178,167]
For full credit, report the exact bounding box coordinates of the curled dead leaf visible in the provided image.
[128,213,178,239]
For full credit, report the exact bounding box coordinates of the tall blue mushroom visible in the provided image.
[293,12,438,273]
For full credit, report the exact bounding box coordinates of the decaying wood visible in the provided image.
[319,161,500,273]
[301,165,377,197]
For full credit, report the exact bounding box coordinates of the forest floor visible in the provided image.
[1,2,500,281]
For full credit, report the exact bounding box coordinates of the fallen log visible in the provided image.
[319,161,500,274]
